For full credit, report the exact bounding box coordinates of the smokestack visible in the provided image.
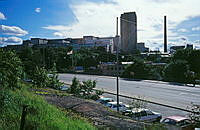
[164,16,167,53]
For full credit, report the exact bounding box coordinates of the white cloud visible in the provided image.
[35,8,41,13]
[0,25,28,36]
[178,28,188,32]
[43,0,200,51]
[0,12,6,20]
[0,37,22,45]
[53,32,66,37]
[192,26,200,31]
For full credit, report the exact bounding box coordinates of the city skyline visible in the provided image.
[0,0,200,51]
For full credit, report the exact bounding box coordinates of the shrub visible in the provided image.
[48,63,63,89]
[0,49,23,89]
[32,66,49,88]
[70,77,103,100]
[70,77,81,95]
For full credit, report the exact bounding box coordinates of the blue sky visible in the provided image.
[0,0,200,51]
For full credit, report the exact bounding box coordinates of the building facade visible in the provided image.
[137,42,149,52]
[120,12,137,54]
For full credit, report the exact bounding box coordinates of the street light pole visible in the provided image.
[116,17,119,112]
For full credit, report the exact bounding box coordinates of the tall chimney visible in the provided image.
[164,16,167,53]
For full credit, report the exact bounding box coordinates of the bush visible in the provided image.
[0,49,23,89]
[70,77,82,95]
[70,77,103,100]
[32,66,49,88]
[48,63,63,89]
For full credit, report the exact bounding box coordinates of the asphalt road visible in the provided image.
[58,73,200,117]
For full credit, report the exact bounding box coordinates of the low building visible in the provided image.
[6,44,24,51]
[137,42,149,52]
[31,38,48,45]
[99,62,133,76]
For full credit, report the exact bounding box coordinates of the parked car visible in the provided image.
[23,79,33,83]
[59,85,70,91]
[161,116,193,129]
[105,102,129,112]
[96,97,114,105]
[123,108,162,122]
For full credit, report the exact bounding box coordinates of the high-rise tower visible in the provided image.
[120,12,137,54]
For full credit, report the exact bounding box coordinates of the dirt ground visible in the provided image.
[44,95,146,129]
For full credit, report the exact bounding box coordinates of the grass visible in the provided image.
[0,83,96,130]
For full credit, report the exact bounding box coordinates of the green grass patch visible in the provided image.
[0,83,95,130]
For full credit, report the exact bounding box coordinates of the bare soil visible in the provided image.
[44,95,145,129]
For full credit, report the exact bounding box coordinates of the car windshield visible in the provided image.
[177,119,191,126]
[146,110,154,115]
[163,118,177,125]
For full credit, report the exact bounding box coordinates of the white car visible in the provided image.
[59,85,70,91]
[105,102,129,112]
[123,108,162,122]
[96,97,114,106]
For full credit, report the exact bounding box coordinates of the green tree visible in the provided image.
[163,60,189,83]
[81,80,97,99]
[122,59,150,79]
[188,50,200,76]
[32,66,49,88]
[0,49,23,89]
[70,77,103,100]
[70,77,81,95]
[48,63,63,89]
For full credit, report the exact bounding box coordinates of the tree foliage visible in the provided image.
[32,66,49,88]
[69,77,103,100]
[48,63,63,89]
[163,60,189,83]
[0,49,23,89]
[122,59,150,79]
[163,49,200,83]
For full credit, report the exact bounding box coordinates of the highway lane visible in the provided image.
[58,73,200,114]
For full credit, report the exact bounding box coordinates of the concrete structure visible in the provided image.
[120,12,137,54]
[99,62,125,76]
[48,39,70,44]
[30,38,48,45]
[137,42,149,52]
[6,36,115,53]
[81,36,114,53]
[113,36,120,53]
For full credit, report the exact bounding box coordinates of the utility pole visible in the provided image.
[116,17,119,112]
[164,16,167,53]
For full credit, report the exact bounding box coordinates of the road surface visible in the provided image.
[58,73,200,117]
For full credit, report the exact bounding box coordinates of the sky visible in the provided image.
[0,0,200,51]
